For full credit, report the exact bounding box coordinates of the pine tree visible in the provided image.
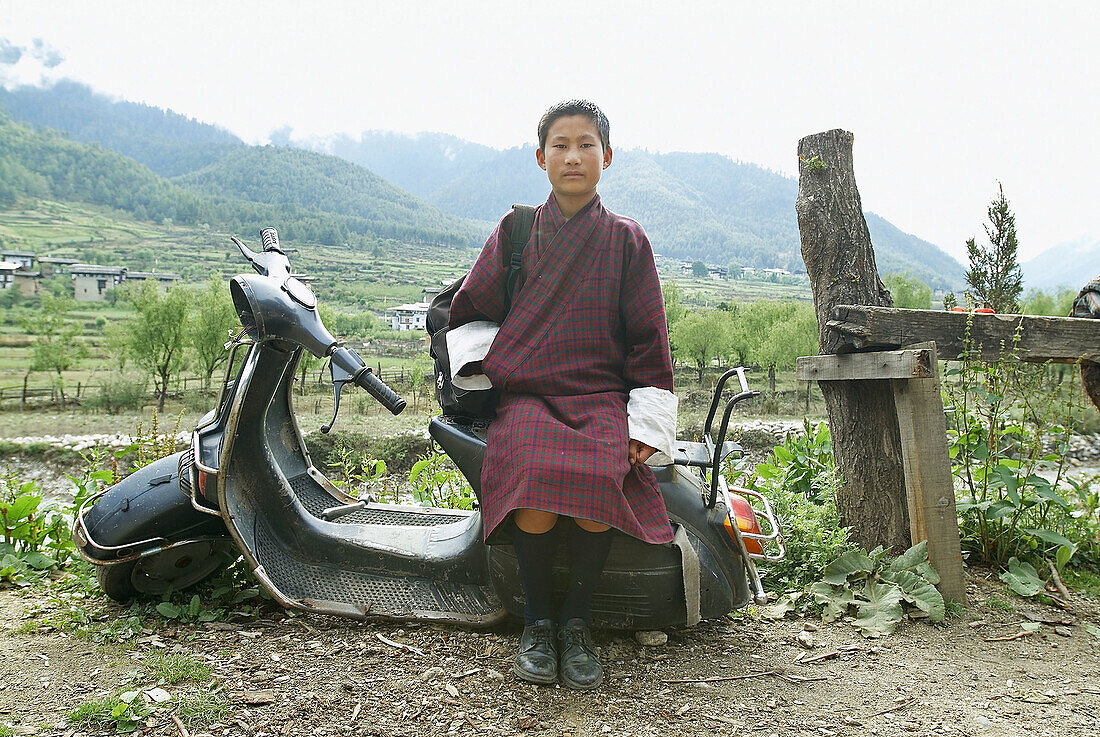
[965,183,1023,312]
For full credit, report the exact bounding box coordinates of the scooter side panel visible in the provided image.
[75,452,229,562]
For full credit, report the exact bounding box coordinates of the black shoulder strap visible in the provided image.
[504,204,535,310]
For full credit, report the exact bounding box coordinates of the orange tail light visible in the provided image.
[724,492,764,555]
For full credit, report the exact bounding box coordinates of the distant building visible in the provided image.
[387,302,430,331]
[0,262,20,290]
[70,264,126,302]
[0,251,35,270]
[38,256,79,276]
[125,271,181,293]
[0,260,41,296]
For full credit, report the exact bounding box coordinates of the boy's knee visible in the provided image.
[515,508,559,534]
[573,517,611,533]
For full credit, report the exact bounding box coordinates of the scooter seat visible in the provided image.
[671,440,743,468]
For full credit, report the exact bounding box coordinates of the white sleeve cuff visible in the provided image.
[628,387,679,466]
[446,321,499,390]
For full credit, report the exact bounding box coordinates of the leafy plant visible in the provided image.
[0,476,74,583]
[327,440,392,502]
[943,323,1096,576]
[68,691,150,733]
[740,423,857,591]
[409,452,475,509]
[809,541,944,637]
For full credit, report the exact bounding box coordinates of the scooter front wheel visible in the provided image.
[96,540,236,602]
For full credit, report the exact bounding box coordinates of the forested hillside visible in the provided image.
[0,112,475,247]
[173,146,483,245]
[0,80,243,178]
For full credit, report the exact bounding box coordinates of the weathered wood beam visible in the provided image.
[796,348,933,382]
[890,343,965,603]
[827,305,1100,363]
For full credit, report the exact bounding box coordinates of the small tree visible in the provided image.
[670,309,729,384]
[189,277,239,389]
[691,261,708,278]
[21,294,87,409]
[883,272,932,310]
[965,183,1023,313]
[127,282,192,411]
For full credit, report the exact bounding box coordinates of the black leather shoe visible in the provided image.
[513,619,557,684]
[558,618,602,689]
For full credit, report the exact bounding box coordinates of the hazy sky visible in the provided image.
[2,1,1098,262]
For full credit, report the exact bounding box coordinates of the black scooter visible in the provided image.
[74,229,784,629]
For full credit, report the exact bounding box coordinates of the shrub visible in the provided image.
[87,372,147,414]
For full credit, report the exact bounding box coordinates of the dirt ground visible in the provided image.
[2,571,1098,737]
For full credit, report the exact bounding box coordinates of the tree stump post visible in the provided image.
[795,130,910,553]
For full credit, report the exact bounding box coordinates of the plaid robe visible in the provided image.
[449,193,675,545]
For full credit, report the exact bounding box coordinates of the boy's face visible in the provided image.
[535,115,613,213]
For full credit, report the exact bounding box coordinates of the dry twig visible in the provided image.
[1046,558,1072,603]
[170,714,191,737]
[867,698,916,717]
[982,631,1033,642]
[661,670,827,685]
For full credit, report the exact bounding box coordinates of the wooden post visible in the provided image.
[890,343,965,603]
[796,129,910,553]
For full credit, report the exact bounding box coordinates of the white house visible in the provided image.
[387,302,430,331]
[70,264,126,302]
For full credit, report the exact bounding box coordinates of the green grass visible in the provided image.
[144,652,212,684]
[0,723,13,737]
[987,595,1014,612]
[174,691,230,729]
[1062,568,1100,598]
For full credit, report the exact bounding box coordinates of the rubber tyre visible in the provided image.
[95,540,236,602]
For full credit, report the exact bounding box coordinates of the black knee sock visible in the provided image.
[512,525,559,626]
[558,523,613,625]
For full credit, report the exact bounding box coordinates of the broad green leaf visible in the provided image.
[4,494,42,522]
[852,582,906,637]
[986,500,1017,520]
[22,551,57,570]
[809,582,854,623]
[156,602,182,619]
[915,561,941,585]
[1085,624,1100,640]
[889,541,929,573]
[1020,621,1041,633]
[188,594,201,618]
[1055,545,1073,569]
[999,557,1044,597]
[1023,528,1076,551]
[881,569,945,622]
[994,465,1020,504]
[821,551,874,586]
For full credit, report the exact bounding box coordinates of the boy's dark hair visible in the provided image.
[537,99,610,152]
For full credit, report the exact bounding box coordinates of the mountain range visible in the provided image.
[18,79,1097,292]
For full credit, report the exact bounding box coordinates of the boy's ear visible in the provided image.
[603,146,613,170]
[535,147,547,170]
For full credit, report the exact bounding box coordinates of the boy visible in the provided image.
[447,100,677,689]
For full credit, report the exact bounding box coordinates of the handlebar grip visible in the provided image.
[356,368,406,415]
[260,227,281,252]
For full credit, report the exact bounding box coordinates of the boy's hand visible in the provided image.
[628,439,656,467]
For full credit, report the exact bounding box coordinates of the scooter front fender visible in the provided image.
[73,452,231,564]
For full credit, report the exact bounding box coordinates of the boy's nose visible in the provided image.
[565,149,581,164]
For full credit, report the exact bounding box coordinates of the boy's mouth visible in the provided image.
[563,170,584,178]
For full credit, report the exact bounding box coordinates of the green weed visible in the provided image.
[410,452,475,510]
[68,692,150,733]
[144,652,212,684]
[174,691,230,729]
[987,595,1014,612]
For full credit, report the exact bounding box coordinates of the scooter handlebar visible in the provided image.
[355,367,406,415]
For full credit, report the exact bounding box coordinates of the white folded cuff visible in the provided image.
[628,387,679,466]
[446,321,499,391]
